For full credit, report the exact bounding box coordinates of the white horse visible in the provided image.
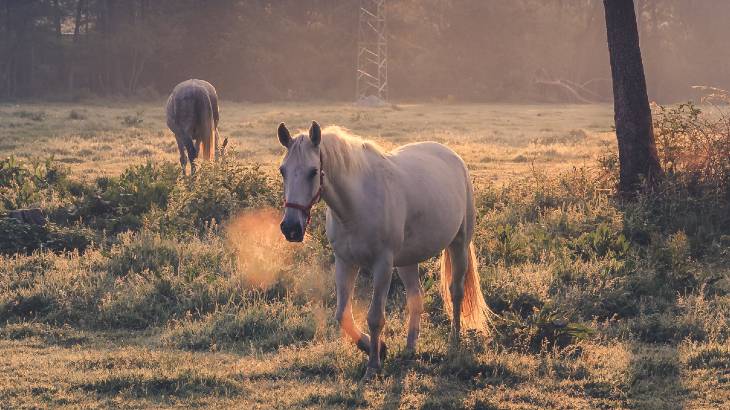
[277,121,492,380]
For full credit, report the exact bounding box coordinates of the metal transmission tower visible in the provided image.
[356,0,388,102]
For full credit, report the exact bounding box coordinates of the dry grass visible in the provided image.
[1,101,728,409]
[1,326,727,408]
[0,101,615,183]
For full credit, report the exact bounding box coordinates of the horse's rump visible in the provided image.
[166,80,216,160]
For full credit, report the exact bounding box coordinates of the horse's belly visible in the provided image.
[393,218,458,266]
[394,243,444,266]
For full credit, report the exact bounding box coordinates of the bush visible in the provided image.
[624,98,730,259]
[72,161,178,232]
[148,156,279,236]
[0,218,94,255]
[0,156,72,211]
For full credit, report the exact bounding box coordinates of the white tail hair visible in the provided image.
[199,102,214,160]
[439,242,493,333]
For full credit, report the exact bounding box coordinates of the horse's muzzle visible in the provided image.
[280,219,304,242]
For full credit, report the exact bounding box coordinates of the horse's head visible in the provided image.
[277,121,323,242]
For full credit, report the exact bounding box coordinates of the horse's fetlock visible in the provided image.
[334,310,347,327]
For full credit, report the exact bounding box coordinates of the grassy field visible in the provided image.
[0,101,728,409]
[0,101,615,182]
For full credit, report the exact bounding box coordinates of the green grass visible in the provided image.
[0,101,728,408]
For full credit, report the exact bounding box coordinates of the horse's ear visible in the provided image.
[278,123,291,148]
[309,121,321,146]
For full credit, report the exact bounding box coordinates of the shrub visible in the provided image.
[0,156,71,211]
[121,111,144,127]
[72,161,178,232]
[108,231,180,276]
[0,218,94,255]
[621,98,730,259]
[149,156,279,236]
[68,110,87,120]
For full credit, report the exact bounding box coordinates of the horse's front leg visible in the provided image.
[363,254,394,380]
[334,257,367,349]
[175,137,187,175]
[396,264,423,355]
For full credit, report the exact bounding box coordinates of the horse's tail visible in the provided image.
[440,242,492,333]
[199,97,214,161]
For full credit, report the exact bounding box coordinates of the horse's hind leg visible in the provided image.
[363,254,393,379]
[396,264,423,354]
[175,136,188,175]
[447,232,470,347]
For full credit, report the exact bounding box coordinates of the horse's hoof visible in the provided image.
[402,347,416,360]
[380,340,388,362]
[360,366,380,383]
[356,337,388,362]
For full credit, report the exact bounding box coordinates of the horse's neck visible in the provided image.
[321,152,385,224]
[322,167,362,224]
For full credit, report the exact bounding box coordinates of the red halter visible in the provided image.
[283,153,324,226]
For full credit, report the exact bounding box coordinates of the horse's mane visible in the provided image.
[318,126,387,174]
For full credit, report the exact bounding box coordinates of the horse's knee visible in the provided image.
[367,310,385,331]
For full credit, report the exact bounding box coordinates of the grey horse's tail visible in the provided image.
[198,97,214,161]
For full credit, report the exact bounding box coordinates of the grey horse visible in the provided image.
[165,79,225,174]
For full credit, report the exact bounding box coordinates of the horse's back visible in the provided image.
[392,141,467,169]
[391,142,470,195]
[166,80,216,133]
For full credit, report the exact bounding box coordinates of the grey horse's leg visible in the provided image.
[189,139,200,175]
[214,128,220,161]
[176,137,187,175]
[363,254,394,380]
[447,231,469,347]
[396,264,423,354]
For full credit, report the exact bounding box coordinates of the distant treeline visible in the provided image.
[1,0,729,102]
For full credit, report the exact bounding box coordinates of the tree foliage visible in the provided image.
[1,0,728,102]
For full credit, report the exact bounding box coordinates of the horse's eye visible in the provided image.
[309,168,318,179]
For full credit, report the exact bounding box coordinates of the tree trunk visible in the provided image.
[52,0,62,39]
[73,0,84,42]
[603,0,662,193]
